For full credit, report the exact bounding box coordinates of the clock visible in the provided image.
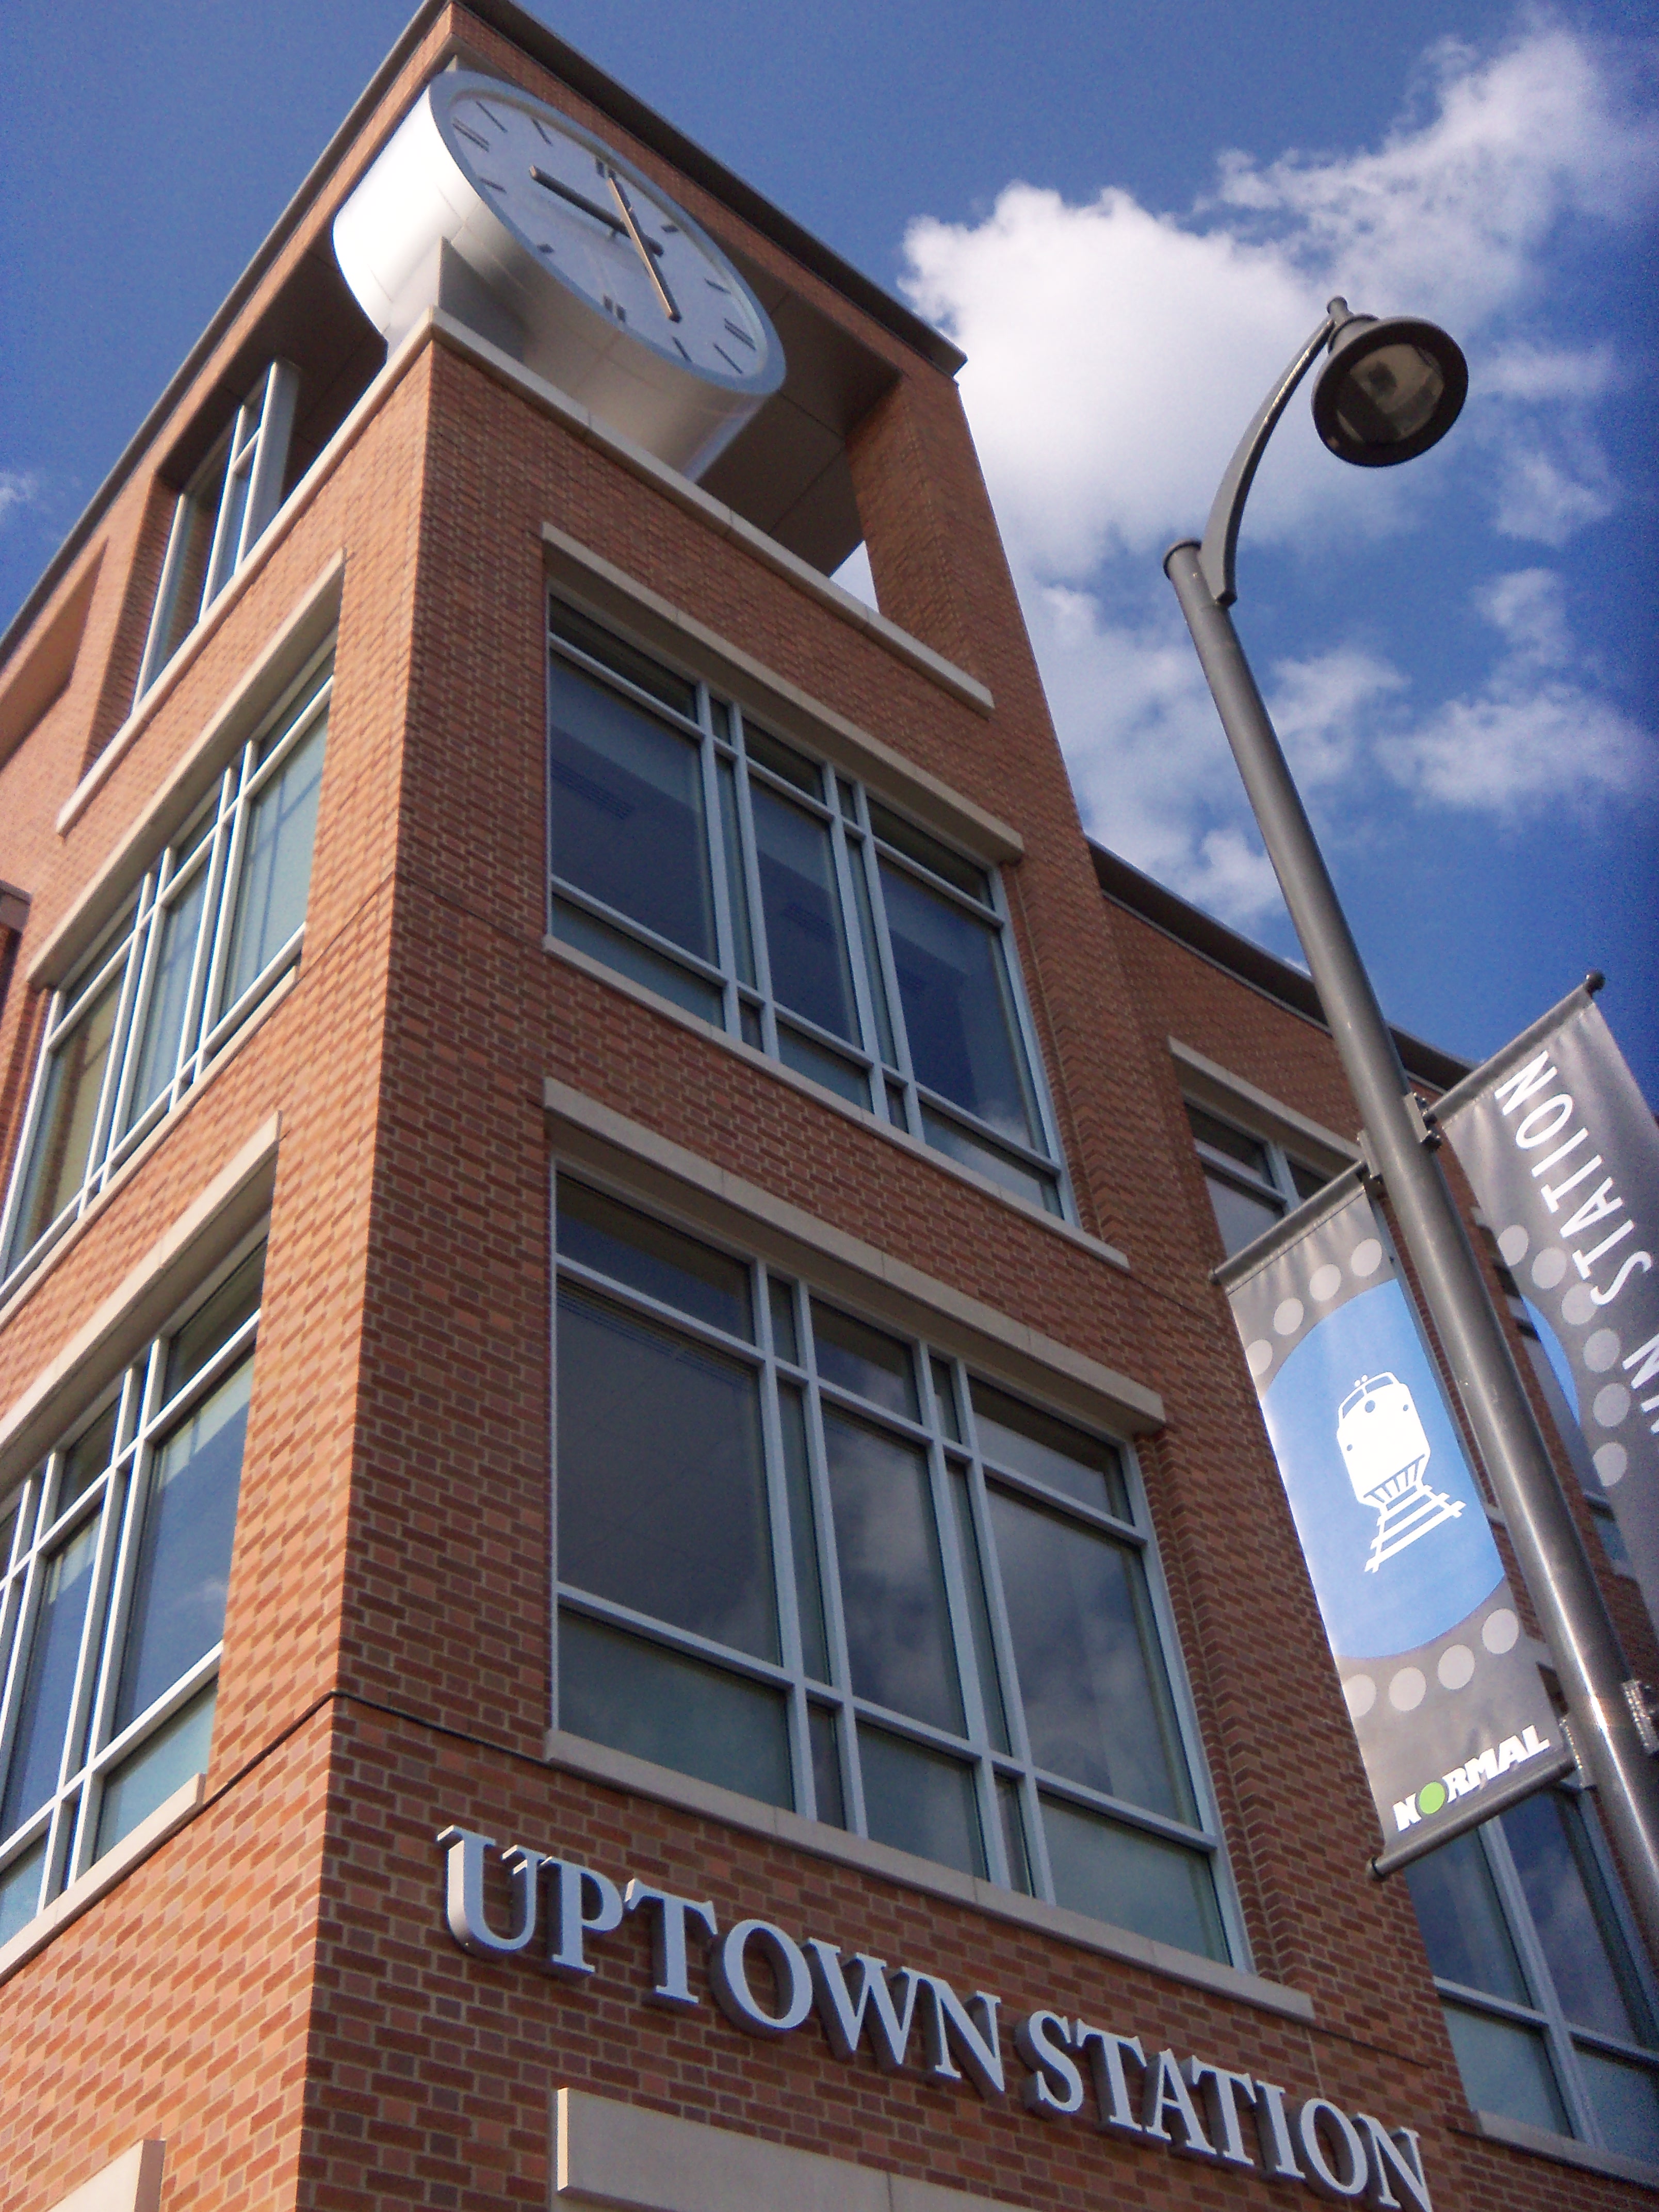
[333,70,785,480]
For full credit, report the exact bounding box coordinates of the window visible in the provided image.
[552,1177,1231,1962]
[1185,1100,1329,1259]
[1482,1233,1630,1573]
[135,361,300,701]
[546,601,1068,1215]
[0,653,329,1294]
[1406,1786,1659,2166]
[0,1242,263,1948]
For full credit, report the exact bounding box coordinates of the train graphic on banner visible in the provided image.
[1337,1372,1465,1572]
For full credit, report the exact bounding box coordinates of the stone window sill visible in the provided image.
[1475,2106,1659,2189]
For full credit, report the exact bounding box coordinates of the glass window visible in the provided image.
[0,659,330,1292]
[1407,1786,1659,2158]
[552,1178,1231,1960]
[0,1245,263,1935]
[546,601,1068,1216]
[1184,1098,1334,1260]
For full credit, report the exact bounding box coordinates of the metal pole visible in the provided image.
[1165,540,1659,1959]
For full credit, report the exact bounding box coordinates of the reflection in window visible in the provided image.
[546,601,1067,1213]
[0,1245,263,1938]
[0,658,329,1293]
[1407,1787,1659,2162]
[553,1179,1231,1959]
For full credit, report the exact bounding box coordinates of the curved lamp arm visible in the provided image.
[1196,297,1345,606]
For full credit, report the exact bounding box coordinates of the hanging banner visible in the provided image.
[1219,1173,1569,1872]
[1437,987,1659,1633]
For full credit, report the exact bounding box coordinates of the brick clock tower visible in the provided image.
[3,6,1656,2209]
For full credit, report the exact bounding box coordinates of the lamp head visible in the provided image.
[1311,310,1468,466]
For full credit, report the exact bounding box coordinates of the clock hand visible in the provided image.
[528,166,665,257]
[605,171,682,323]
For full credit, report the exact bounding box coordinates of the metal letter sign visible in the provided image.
[1218,1173,1570,1870]
[1438,987,1659,1635]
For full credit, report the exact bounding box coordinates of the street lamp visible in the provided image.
[1165,297,1659,1958]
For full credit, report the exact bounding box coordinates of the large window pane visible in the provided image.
[989,1488,1191,1820]
[1503,1791,1653,2045]
[1442,2003,1569,2134]
[220,718,326,1010]
[859,1727,983,1877]
[750,783,858,1044]
[114,1359,251,1732]
[557,1290,776,1661]
[121,863,209,1134]
[917,1108,1060,1213]
[1042,1793,1225,1961]
[96,1683,217,1855]
[1,1522,97,1833]
[821,1410,960,1732]
[7,970,123,1264]
[1405,1829,1532,2005]
[0,1841,45,1947]
[1204,1172,1283,1259]
[548,659,714,963]
[560,1613,790,1808]
[1577,2046,1659,2165]
[880,861,1036,1145]
[557,1180,751,1339]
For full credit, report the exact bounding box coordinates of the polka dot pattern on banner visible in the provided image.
[1310,1264,1343,1303]
[1246,1339,1273,1378]
[1389,1667,1426,1712]
[1351,1240,1382,1277]
[1562,1282,1596,1326]
[1344,1676,1376,1719]
[1438,1644,1476,1689]
[1498,1225,1529,1265]
[1584,1328,1621,1373]
[1482,1607,1519,1654]
[1595,1442,1629,1487]
[1532,1249,1567,1290]
[1593,1384,1630,1428]
[1274,1298,1304,1337]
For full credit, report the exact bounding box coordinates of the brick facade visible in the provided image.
[1,7,1652,2208]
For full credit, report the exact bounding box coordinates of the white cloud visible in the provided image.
[0,473,40,530]
[896,22,1657,913]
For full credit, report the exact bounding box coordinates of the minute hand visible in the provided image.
[528,166,663,256]
[606,171,682,323]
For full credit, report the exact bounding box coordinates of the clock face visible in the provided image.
[433,81,776,390]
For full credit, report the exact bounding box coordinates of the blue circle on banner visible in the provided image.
[1261,1280,1504,1657]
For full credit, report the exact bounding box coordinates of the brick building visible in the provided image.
[1,6,1655,2208]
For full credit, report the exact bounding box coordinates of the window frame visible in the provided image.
[548,1165,1245,1966]
[0,646,331,1296]
[545,598,1074,1221]
[1419,1786,1659,2160]
[1184,1096,1332,1258]
[135,360,300,703]
[0,1230,264,1941]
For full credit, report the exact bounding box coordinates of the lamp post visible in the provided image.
[1165,297,1659,1959]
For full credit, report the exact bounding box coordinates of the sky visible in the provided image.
[3,0,1655,1093]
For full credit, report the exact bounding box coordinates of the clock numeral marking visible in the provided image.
[661,223,680,234]
[474,101,506,131]
[713,343,743,374]
[453,120,492,151]
[603,296,628,324]
[722,318,756,351]
[532,116,555,143]
[705,278,731,294]
[673,336,692,362]
[480,178,507,192]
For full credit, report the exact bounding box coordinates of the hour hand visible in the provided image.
[529,166,664,256]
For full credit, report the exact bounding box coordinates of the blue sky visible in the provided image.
[4,1,1654,1092]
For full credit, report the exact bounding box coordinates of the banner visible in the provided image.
[1438,989,1659,1633]
[1219,1174,1569,1871]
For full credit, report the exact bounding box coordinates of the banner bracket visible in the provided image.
[1624,1680,1659,1758]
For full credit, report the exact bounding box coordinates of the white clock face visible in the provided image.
[435,84,774,388]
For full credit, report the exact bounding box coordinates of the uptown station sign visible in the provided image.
[438,1825,1434,2208]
